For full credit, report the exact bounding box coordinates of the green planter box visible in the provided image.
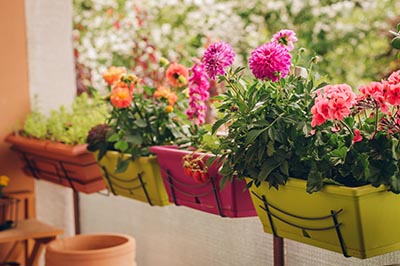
[95,151,170,206]
[248,178,400,259]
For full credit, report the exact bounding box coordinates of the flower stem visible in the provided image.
[340,120,354,136]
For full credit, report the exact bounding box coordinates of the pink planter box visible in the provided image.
[150,146,256,217]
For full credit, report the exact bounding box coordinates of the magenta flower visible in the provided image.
[187,62,210,125]
[202,42,235,80]
[272,29,298,51]
[249,41,291,82]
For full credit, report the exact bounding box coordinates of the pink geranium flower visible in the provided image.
[387,70,400,85]
[358,82,388,113]
[384,82,400,106]
[311,84,356,127]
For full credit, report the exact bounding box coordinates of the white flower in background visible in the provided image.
[73,0,400,91]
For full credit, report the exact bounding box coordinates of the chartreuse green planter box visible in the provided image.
[95,151,170,206]
[247,178,400,259]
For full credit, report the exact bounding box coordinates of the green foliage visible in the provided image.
[212,56,327,190]
[22,92,108,145]
[302,127,400,194]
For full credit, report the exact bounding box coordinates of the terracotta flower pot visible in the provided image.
[45,234,136,266]
[5,134,105,194]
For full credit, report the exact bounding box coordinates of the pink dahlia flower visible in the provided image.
[249,41,291,82]
[202,42,235,80]
[272,29,298,51]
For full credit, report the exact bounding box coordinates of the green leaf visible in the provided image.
[115,158,131,173]
[306,171,324,193]
[206,156,217,167]
[114,141,128,152]
[212,116,229,134]
[126,134,143,145]
[245,180,253,190]
[267,127,276,141]
[329,146,347,166]
[397,23,400,32]
[134,119,147,128]
[302,229,311,238]
[266,141,275,157]
[389,174,400,194]
[351,153,369,181]
[279,160,289,176]
[219,162,233,177]
[258,159,280,181]
[97,146,108,161]
[392,36,400,50]
[245,128,267,146]
[107,133,119,142]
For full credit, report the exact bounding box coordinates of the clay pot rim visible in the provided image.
[46,233,136,256]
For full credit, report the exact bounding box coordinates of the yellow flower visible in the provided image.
[165,105,174,113]
[0,175,10,187]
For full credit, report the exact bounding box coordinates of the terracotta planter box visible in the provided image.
[95,151,170,206]
[5,134,105,194]
[248,178,400,259]
[150,146,256,217]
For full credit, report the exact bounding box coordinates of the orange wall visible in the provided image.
[0,0,34,193]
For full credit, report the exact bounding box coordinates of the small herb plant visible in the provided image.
[22,92,108,145]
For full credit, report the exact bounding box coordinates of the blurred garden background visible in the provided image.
[73,0,400,94]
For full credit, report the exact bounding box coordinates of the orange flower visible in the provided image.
[103,66,127,86]
[165,105,174,113]
[154,86,171,99]
[165,63,189,88]
[168,92,178,106]
[110,83,132,108]
[154,86,178,106]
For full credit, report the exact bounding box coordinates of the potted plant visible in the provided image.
[208,29,400,259]
[87,62,191,206]
[5,92,108,194]
[150,56,256,217]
